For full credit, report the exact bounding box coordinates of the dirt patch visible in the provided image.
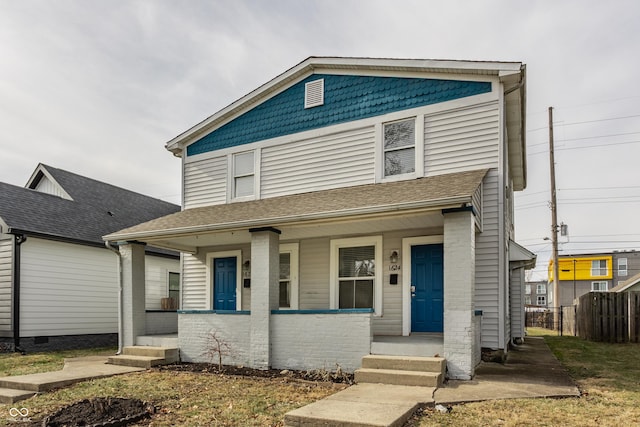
[156,362,355,384]
[39,397,154,427]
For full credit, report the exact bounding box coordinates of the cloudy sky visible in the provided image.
[1,0,639,279]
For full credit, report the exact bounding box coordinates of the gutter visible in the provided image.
[12,234,26,354]
[104,241,123,355]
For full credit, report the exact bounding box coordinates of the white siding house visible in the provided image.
[0,164,180,351]
[105,57,535,379]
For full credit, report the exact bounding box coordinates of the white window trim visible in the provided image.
[279,243,299,310]
[618,258,628,276]
[591,281,608,292]
[537,295,546,306]
[401,235,444,336]
[227,149,261,203]
[375,114,424,183]
[536,284,546,294]
[205,250,243,311]
[330,236,383,316]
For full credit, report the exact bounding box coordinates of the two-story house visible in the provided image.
[0,164,180,352]
[549,250,640,306]
[525,280,549,307]
[104,57,533,380]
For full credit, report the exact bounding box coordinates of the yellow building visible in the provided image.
[548,254,613,306]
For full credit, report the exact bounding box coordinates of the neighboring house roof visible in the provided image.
[609,272,640,293]
[509,240,537,270]
[165,56,526,190]
[0,164,181,246]
[105,168,487,244]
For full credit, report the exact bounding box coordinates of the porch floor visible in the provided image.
[372,333,443,357]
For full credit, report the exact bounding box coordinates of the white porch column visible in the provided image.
[443,208,476,379]
[119,242,146,347]
[249,227,280,369]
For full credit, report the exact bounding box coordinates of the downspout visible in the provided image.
[105,241,123,355]
[12,234,26,354]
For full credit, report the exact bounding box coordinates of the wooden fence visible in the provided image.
[576,292,640,343]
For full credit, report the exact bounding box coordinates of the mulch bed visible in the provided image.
[155,362,355,384]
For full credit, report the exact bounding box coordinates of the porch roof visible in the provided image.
[103,169,487,250]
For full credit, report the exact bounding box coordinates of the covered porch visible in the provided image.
[104,170,487,379]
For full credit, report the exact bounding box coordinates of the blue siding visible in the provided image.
[187,74,491,156]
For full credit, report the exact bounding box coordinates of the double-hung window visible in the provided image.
[383,118,415,177]
[537,296,546,306]
[279,243,299,310]
[330,236,382,315]
[618,258,628,276]
[591,260,607,277]
[537,284,546,294]
[168,272,180,302]
[591,281,608,292]
[233,151,255,199]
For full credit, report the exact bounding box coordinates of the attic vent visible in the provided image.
[304,79,324,108]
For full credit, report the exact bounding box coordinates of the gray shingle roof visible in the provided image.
[105,169,487,241]
[0,164,180,245]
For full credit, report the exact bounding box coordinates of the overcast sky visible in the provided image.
[1,0,639,280]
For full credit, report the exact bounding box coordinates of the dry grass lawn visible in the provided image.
[413,328,640,426]
[2,330,640,426]
[0,350,341,426]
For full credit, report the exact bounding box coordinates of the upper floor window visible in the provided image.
[618,258,628,276]
[537,284,546,294]
[591,281,608,292]
[383,118,415,177]
[525,284,531,295]
[233,151,254,199]
[591,260,607,277]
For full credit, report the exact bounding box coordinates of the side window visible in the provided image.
[618,258,628,276]
[537,296,546,306]
[383,118,415,177]
[233,151,255,199]
[279,252,291,308]
[168,272,180,309]
[536,284,546,294]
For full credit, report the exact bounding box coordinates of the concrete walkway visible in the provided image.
[285,337,580,427]
[0,355,144,403]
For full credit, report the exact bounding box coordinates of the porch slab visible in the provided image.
[371,333,443,357]
[284,383,434,427]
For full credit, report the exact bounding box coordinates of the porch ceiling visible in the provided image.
[104,169,488,252]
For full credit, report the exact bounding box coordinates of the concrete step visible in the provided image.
[0,387,36,404]
[361,354,445,373]
[121,346,179,362]
[107,355,167,369]
[355,368,442,387]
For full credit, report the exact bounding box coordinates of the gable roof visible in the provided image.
[165,56,527,189]
[609,272,640,293]
[104,169,487,250]
[0,164,180,246]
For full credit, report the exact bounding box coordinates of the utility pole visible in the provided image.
[548,106,560,330]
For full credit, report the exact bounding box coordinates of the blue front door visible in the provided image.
[411,244,444,332]
[214,257,237,310]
